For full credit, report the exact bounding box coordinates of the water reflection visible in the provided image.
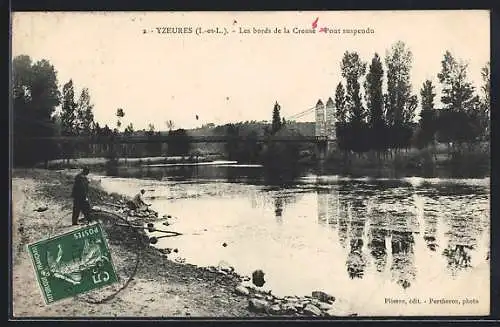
[390,230,416,289]
[274,197,283,224]
[347,238,366,279]
[443,245,473,270]
[422,205,439,252]
[337,201,349,249]
[367,212,388,273]
[317,190,327,225]
[347,198,368,279]
[101,166,489,298]
[314,179,488,290]
[113,164,266,183]
[442,211,482,275]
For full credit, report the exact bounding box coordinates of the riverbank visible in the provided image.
[36,142,490,180]
[11,169,355,318]
[37,155,222,170]
[321,146,490,179]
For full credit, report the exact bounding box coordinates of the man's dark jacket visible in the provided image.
[71,173,89,200]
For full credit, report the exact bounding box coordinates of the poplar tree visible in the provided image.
[364,53,385,152]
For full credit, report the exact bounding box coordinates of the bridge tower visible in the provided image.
[325,97,337,152]
[315,99,326,137]
[314,99,327,164]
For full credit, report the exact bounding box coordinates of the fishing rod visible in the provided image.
[95,206,207,244]
[113,222,183,236]
[111,224,182,244]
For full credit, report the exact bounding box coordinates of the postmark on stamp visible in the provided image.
[27,223,118,304]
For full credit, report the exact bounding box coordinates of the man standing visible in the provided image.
[71,167,91,225]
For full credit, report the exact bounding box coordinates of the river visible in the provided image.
[96,164,490,316]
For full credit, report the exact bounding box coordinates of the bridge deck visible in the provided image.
[21,135,333,144]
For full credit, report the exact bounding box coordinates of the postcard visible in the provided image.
[11,10,490,318]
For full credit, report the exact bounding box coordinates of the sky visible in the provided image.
[12,10,490,131]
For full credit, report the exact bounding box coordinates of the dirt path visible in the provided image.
[11,169,257,318]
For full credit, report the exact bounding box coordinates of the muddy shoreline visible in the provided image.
[11,168,355,318]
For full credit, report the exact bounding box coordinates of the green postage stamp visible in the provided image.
[27,223,119,304]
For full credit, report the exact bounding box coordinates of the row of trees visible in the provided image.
[13,54,194,166]
[13,41,490,171]
[59,80,95,137]
[12,54,108,166]
[58,79,97,161]
[80,118,191,159]
[332,41,490,155]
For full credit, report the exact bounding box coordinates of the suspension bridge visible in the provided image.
[18,98,337,146]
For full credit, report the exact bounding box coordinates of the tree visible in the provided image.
[60,80,77,163]
[271,101,282,134]
[385,41,413,125]
[102,124,112,136]
[385,41,415,149]
[479,62,490,140]
[420,80,436,112]
[75,88,94,136]
[437,51,476,113]
[124,123,134,135]
[341,51,367,124]
[403,95,418,123]
[165,120,175,131]
[93,122,101,135]
[52,113,62,135]
[108,108,125,161]
[437,51,481,145]
[334,82,347,123]
[60,80,77,136]
[364,53,385,152]
[365,54,384,126]
[481,62,490,107]
[334,82,349,153]
[72,87,94,156]
[30,59,61,116]
[414,80,437,149]
[341,51,367,153]
[13,55,61,166]
[116,108,125,131]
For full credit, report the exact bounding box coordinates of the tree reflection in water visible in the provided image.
[390,230,416,289]
[271,191,303,224]
[317,189,328,225]
[347,238,366,279]
[337,200,349,249]
[442,209,482,276]
[274,197,283,217]
[274,196,283,224]
[367,219,388,273]
[112,167,488,292]
[443,244,473,269]
[345,199,367,279]
[316,182,420,288]
[422,213,438,252]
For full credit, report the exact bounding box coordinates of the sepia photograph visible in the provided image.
[10,10,490,318]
